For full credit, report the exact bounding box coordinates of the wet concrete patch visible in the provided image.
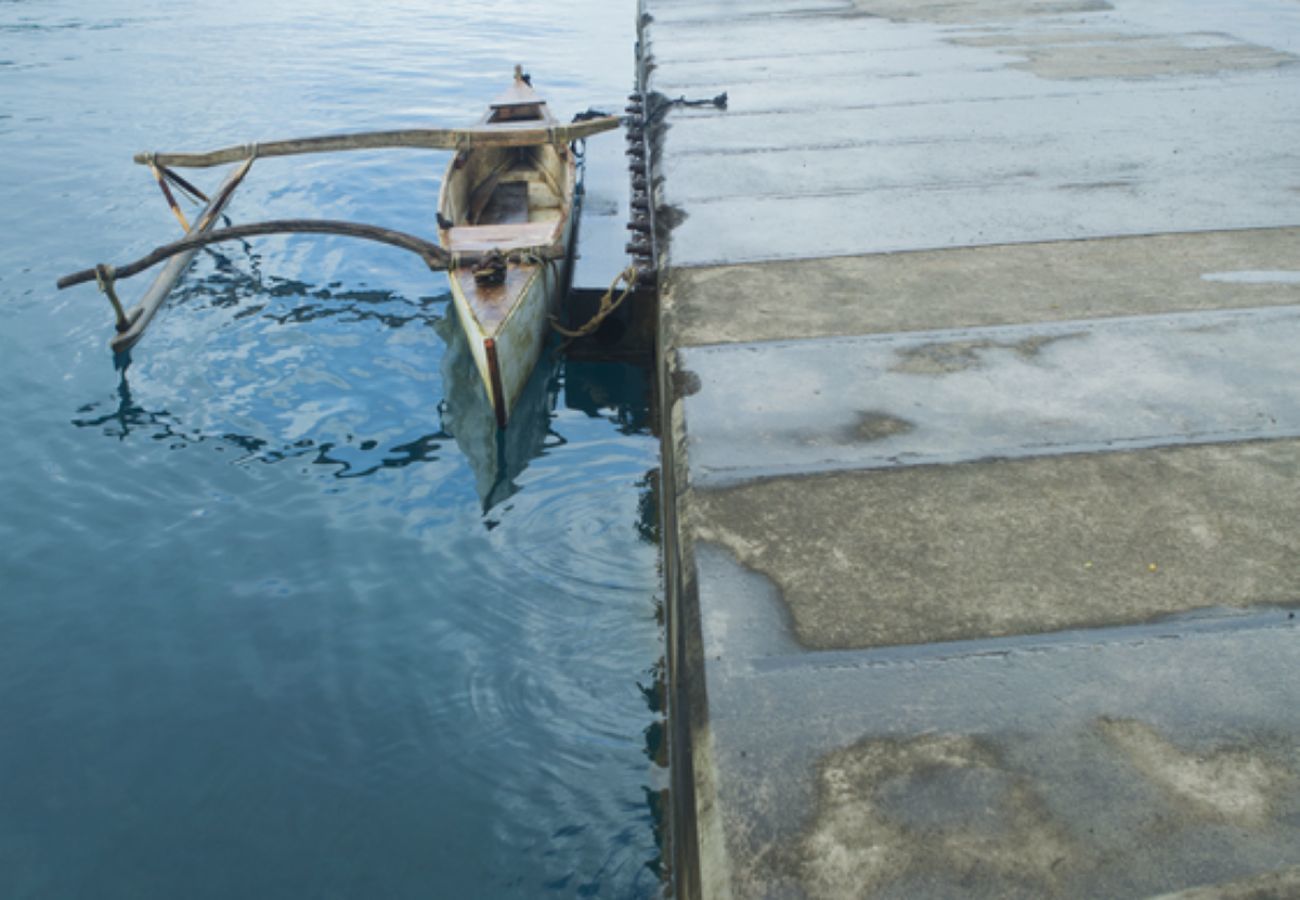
[680,307,1300,486]
[778,719,1300,898]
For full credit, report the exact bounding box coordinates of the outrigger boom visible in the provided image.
[57,100,620,357]
[133,117,619,169]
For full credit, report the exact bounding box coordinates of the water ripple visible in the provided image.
[2,0,660,896]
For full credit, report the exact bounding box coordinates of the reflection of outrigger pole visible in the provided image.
[55,116,619,354]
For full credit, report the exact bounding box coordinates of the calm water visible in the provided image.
[0,2,664,897]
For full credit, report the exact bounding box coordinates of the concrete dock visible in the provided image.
[642,1,1300,896]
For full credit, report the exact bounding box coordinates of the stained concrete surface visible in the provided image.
[646,0,1300,896]
[1153,867,1300,899]
[691,540,1300,899]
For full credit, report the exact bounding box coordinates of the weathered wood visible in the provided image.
[444,222,559,254]
[149,163,190,231]
[134,117,621,169]
[59,219,454,291]
[101,161,250,353]
[160,166,209,203]
[58,218,570,294]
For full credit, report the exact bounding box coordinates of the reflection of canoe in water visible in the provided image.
[437,67,577,430]
[437,314,559,513]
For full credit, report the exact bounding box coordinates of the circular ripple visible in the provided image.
[487,448,658,600]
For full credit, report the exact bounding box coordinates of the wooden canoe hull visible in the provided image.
[447,240,569,428]
[436,70,579,429]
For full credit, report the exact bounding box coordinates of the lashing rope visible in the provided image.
[550,264,638,339]
[94,263,131,333]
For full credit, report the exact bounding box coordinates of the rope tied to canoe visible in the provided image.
[148,162,192,232]
[472,249,508,285]
[160,166,209,205]
[445,245,561,278]
[94,263,131,333]
[550,264,638,339]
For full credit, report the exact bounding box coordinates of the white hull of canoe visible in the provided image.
[448,240,569,428]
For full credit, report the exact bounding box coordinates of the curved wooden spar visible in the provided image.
[135,116,622,169]
[58,219,454,291]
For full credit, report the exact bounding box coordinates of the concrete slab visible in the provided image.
[691,541,1300,897]
[687,440,1300,650]
[663,228,1300,347]
[644,0,1300,265]
[680,306,1300,486]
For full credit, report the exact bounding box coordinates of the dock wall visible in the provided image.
[645,1,1300,897]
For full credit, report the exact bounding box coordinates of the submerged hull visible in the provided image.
[437,311,559,512]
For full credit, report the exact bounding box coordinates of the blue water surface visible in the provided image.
[0,2,664,897]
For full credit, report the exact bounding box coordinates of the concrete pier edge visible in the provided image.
[646,0,1300,897]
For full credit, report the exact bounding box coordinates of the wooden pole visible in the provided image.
[92,161,250,353]
[132,117,621,169]
[58,219,454,290]
[148,163,191,231]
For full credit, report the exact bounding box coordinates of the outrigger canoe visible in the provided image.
[56,67,620,431]
[438,67,577,428]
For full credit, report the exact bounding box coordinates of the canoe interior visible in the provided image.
[439,140,573,334]
[441,143,569,238]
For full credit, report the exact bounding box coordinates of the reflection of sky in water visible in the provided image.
[0,1,662,897]
[72,252,458,484]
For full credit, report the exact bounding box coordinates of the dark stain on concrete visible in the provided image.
[1059,180,1138,191]
[671,368,702,399]
[853,0,1112,24]
[656,203,688,233]
[1011,332,1085,359]
[892,340,990,375]
[790,733,1074,899]
[854,411,915,442]
[890,332,1086,375]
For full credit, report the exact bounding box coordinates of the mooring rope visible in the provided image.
[550,264,638,339]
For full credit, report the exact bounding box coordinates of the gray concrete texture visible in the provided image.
[647,0,1300,896]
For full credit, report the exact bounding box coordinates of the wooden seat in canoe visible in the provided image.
[446,222,557,254]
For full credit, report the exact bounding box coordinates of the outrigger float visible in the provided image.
[57,67,623,428]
